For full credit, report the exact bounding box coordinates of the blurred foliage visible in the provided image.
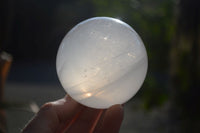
[169,0,200,132]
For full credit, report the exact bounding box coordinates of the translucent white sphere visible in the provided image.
[56,17,148,109]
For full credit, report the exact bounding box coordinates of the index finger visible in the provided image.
[22,95,84,133]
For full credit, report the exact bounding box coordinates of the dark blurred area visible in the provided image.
[0,0,200,133]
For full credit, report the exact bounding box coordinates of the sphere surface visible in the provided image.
[56,17,148,109]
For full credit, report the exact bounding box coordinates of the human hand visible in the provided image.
[22,95,124,133]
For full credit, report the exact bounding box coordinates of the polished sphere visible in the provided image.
[56,17,148,109]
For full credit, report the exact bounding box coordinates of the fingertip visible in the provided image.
[22,95,83,132]
[108,104,124,118]
[94,104,124,133]
[22,102,59,133]
[64,94,70,100]
[109,104,124,112]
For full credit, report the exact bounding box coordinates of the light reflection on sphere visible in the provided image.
[56,17,148,109]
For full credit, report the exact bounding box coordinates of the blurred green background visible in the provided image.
[0,0,200,133]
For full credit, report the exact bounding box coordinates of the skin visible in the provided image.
[22,95,124,133]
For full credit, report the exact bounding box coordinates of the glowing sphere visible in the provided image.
[56,17,148,109]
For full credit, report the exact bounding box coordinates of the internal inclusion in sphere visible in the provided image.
[56,17,148,109]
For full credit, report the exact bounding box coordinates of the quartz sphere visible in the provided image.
[56,17,148,109]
